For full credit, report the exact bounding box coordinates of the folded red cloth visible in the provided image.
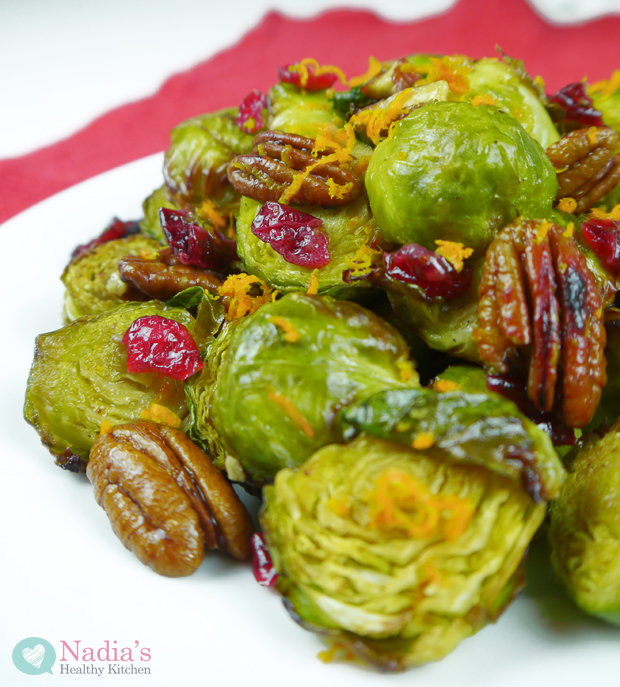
[1,0,619,224]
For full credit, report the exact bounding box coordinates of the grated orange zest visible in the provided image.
[433,379,460,393]
[218,273,273,321]
[267,389,314,438]
[535,220,553,244]
[412,432,435,449]
[306,269,320,295]
[346,55,383,87]
[589,203,620,221]
[140,404,182,428]
[198,198,227,230]
[471,94,497,106]
[269,316,301,343]
[369,469,474,541]
[557,197,577,214]
[434,240,474,272]
[344,244,381,277]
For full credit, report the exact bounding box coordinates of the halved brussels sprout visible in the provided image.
[186,293,418,486]
[268,83,343,140]
[235,195,386,297]
[549,421,620,625]
[365,101,558,253]
[262,431,548,669]
[24,301,196,468]
[61,234,160,322]
[340,368,566,500]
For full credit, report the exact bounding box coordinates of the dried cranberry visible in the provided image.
[487,372,576,446]
[71,218,140,259]
[384,243,472,300]
[251,201,330,268]
[547,82,603,132]
[160,208,237,271]
[122,315,204,380]
[582,217,620,272]
[278,62,339,91]
[251,533,278,587]
[235,90,267,134]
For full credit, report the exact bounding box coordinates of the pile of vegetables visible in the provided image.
[24,51,620,670]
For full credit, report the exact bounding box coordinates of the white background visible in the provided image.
[2,1,620,685]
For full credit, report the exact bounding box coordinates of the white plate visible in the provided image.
[2,155,619,686]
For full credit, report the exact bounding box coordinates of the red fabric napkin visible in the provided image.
[1,0,619,225]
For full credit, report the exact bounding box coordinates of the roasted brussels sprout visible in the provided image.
[235,195,386,297]
[140,185,179,243]
[262,426,553,669]
[365,101,558,253]
[382,257,484,360]
[267,82,343,140]
[186,293,418,486]
[585,309,620,431]
[590,71,620,132]
[341,367,566,500]
[24,301,196,468]
[163,108,254,219]
[466,57,559,147]
[61,234,160,322]
[549,421,620,625]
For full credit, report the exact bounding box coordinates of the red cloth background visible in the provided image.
[1,0,619,224]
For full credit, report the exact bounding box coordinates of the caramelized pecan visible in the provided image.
[474,219,606,427]
[118,248,222,301]
[87,421,253,576]
[546,126,620,214]
[227,130,362,207]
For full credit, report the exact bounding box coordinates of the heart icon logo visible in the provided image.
[22,644,45,669]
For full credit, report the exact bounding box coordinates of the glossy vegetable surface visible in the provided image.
[365,101,558,252]
[24,301,196,467]
[549,421,620,625]
[186,292,418,486]
[262,432,547,669]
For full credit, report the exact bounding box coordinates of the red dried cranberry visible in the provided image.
[251,201,330,268]
[71,218,140,259]
[278,62,339,91]
[122,315,204,380]
[251,533,278,587]
[487,372,576,447]
[384,243,472,300]
[547,82,603,131]
[582,217,620,272]
[160,208,237,271]
[235,90,267,133]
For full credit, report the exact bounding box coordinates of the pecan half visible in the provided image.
[474,219,606,427]
[546,126,620,214]
[87,421,253,576]
[227,130,362,207]
[118,248,222,301]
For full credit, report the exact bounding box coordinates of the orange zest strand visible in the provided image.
[369,469,474,541]
[434,240,474,272]
[268,316,301,343]
[217,273,273,321]
[139,404,182,428]
[267,389,315,438]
